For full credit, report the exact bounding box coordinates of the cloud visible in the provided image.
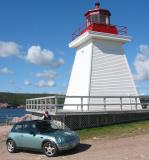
[134,45,149,81]
[23,79,55,88]
[0,41,20,57]
[35,70,57,88]
[24,80,32,86]
[25,45,65,67]
[35,80,55,88]
[26,46,54,65]
[0,42,65,68]
[0,67,12,74]
[51,58,65,67]
[35,70,56,79]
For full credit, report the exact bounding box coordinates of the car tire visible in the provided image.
[7,139,17,153]
[42,141,58,157]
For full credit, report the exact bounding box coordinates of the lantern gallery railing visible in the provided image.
[72,23,128,40]
[26,95,149,115]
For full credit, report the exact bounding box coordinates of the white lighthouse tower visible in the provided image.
[64,3,140,110]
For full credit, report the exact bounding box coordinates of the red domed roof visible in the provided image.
[84,8,111,17]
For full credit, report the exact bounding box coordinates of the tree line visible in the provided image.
[0,92,57,107]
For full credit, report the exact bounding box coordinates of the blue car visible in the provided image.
[6,120,80,157]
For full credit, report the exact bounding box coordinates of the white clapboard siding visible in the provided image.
[64,40,92,110]
[89,40,140,110]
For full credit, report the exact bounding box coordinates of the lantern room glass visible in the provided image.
[86,13,109,26]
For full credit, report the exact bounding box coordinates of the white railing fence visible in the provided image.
[26,95,149,114]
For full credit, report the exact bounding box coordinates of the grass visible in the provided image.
[77,120,149,140]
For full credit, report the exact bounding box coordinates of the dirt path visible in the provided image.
[1,125,149,160]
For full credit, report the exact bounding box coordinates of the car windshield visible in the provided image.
[36,121,58,133]
[51,120,70,131]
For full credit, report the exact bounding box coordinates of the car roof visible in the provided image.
[14,120,43,125]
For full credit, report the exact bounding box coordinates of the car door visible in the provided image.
[21,123,43,150]
[11,123,25,147]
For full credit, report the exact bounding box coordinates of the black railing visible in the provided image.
[72,23,128,40]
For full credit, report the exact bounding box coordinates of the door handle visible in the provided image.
[40,137,43,139]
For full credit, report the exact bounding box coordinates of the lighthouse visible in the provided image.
[64,3,140,110]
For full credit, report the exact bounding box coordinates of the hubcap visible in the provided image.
[7,141,14,152]
[44,143,56,156]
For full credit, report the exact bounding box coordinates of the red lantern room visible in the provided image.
[85,3,111,26]
[72,2,128,40]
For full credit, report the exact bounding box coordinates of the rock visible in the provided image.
[11,114,32,123]
[0,103,9,109]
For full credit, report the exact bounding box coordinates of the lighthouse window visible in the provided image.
[87,17,91,26]
[100,14,106,24]
[90,14,100,24]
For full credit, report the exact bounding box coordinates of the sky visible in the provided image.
[0,0,149,95]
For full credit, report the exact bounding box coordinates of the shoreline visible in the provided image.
[0,109,31,125]
[0,106,26,109]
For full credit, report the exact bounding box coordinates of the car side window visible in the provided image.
[23,123,37,133]
[11,124,23,133]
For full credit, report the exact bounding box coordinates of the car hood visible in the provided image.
[42,130,77,142]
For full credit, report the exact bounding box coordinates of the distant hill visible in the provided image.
[0,92,62,107]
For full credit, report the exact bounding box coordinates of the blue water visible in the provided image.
[0,108,29,123]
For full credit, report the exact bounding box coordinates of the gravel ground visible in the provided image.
[1,125,149,160]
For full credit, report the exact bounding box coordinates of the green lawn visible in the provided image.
[77,120,149,140]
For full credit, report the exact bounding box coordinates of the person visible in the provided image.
[42,111,51,120]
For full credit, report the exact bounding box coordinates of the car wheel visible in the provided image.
[42,141,58,157]
[7,139,17,153]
